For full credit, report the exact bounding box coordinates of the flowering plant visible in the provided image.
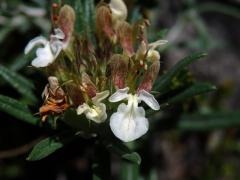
[0,0,216,179]
[25,0,167,143]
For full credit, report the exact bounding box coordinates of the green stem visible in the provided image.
[92,141,111,180]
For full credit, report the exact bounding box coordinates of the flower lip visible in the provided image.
[109,88,160,142]
[110,102,149,142]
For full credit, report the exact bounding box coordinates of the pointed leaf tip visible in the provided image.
[122,152,142,165]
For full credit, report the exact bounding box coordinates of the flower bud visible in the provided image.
[66,84,84,107]
[147,49,160,62]
[58,5,75,46]
[109,0,128,22]
[110,54,129,89]
[81,72,97,98]
[51,3,61,27]
[96,5,116,43]
[138,59,160,92]
[116,21,134,56]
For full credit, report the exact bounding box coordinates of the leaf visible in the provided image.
[73,0,95,35]
[197,2,240,19]
[0,94,38,125]
[0,25,13,44]
[179,111,240,131]
[106,140,141,165]
[27,137,64,161]
[164,82,216,105]
[0,65,36,102]
[153,52,207,92]
[8,54,31,72]
[122,152,141,165]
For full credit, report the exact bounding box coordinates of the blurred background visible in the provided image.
[0,0,240,179]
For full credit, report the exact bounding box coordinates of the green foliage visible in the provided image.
[153,52,207,93]
[27,137,64,161]
[179,111,240,130]
[162,82,216,106]
[7,55,31,72]
[0,0,227,179]
[107,140,141,165]
[64,0,95,35]
[120,161,140,180]
[122,152,142,165]
[0,65,36,103]
[197,2,240,19]
[0,94,38,125]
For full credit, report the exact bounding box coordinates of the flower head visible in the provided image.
[109,87,159,142]
[25,1,167,142]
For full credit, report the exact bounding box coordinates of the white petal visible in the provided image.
[85,103,107,123]
[50,40,63,57]
[138,90,160,111]
[92,90,110,104]
[51,28,65,40]
[147,49,160,61]
[77,103,107,123]
[76,103,90,115]
[109,0,128,21]
[148,40,168,50]
[31,44,55,67]
[110,103,148,142]
[109,87,129,103]
[24,36,48,54]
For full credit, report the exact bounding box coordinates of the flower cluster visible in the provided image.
[24,0,167,142]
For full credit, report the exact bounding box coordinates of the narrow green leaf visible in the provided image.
[164,82,216,105]
[0,25,13,44]
[179,111,240,130]
[153,52,207,92]
[0,94,38,125]
[8,55,31,72]
[197,2,240,19]
[27,137,64,161]
[0,65,36,102]
[73,0,95,35]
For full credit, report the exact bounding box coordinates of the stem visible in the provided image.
[92,141,111,180]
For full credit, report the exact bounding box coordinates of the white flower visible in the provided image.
[109,87,160,142]
[77,91,109,123]
[137,40,168,61]
[109,0,128,21]
[24,28,64,68]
